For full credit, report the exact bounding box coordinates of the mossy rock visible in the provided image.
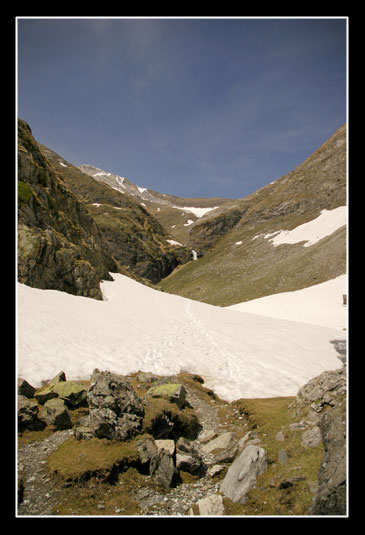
[53,381,88,407]
[35,380,87,407]
[147,383,186,409]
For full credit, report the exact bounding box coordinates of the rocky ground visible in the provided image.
[17,355,347,517]
[17,377,248,516]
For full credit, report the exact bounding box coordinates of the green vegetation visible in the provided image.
[142,397,200,440]
[48,435,141,482]
[226,396,324,515]
[18,180,33,206]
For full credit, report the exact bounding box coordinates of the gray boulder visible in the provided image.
[191,494,225,516]
[18,378,35,399]
[149,448,177,489]
[220,445,268,504]
[176,436,204,474]
[290,366,346,422]
[18,395,44,431]
[137,436,158,465]
[81,369,144,441]
[38,397,72,430]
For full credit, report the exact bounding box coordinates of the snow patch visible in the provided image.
[184,220,194,227]
[116,176,126,187]
[167,239,183,247]
[94,172,112,177]
[172,206,219,218]
[266,206,347,247]
[58,161,67,167]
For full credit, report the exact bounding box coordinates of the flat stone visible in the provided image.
[201,431,235,454]
[155,439,175,456]
[278,450,288,465]
[197,494,225,516]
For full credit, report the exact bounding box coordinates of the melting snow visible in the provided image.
[167,239,183,247]
[17,273,345,401]
[267,206,347,247]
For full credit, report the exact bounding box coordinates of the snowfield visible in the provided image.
[17,273,347,401]
[228,275,347,331]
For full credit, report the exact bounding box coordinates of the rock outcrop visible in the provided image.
[18,119,116,299]
[78,369,145,441]
[220,445,268,504]
[18,365,347,515]
[289,365,347,515]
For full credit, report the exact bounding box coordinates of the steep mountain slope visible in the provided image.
[79,163,231,248]
[40,146,191,284]
[158,124,347,306]
[17,119,117,299]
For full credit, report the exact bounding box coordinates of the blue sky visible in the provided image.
[17,17,347,199]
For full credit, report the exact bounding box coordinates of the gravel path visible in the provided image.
[17,429,73,516]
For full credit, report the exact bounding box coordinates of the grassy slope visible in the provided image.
[157,124,347,306]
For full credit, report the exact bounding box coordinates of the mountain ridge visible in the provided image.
[18,119,346,308]
[157,123,347,305]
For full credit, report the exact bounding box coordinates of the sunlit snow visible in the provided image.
[228,275,347,331]
[172,206,219,218]
[267,206,347,247]
[17,273,346,401]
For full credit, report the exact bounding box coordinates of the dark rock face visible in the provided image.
[17,119,115,299]
[18,121,191,291]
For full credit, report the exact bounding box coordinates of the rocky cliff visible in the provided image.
[17,119,193,295]
[17,119,116,299]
